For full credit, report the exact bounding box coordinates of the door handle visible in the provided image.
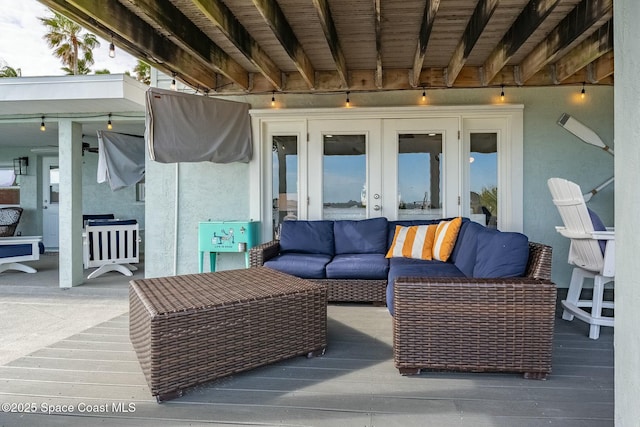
[43,206,48,209]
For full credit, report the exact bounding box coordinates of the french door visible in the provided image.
[307,118,460,221]
[250,106,523,241]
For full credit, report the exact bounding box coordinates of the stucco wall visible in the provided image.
[144,85,614,286]
[615,0,640,424]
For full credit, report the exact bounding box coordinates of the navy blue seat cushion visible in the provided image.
[587,207,607,254]
[325,253,389,280]
[451,221,485,277]
[264,253,332,279]
[334,217,388,254]
[0,244,32,258]
[472,229,529,278]
[279,220,335,255]
[86,219,137,226]
[386,258,465,315]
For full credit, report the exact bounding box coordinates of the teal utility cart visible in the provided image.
[198,221,259,272]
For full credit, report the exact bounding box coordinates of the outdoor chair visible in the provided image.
[0,207,23,237]
[548,177,615,339]
[83,219,140,279]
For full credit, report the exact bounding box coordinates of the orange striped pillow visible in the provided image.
[385,224,437,260]
[432,217,462,261]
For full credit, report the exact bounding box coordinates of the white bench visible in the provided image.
[83,220,140,279]
[0,236,42,274]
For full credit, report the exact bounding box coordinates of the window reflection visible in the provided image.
[469,132,497,228]
[397,133,442,220]
[272,136,298,238]
[323,134,366,220]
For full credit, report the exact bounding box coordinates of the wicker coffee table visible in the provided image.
[129,267,327,401]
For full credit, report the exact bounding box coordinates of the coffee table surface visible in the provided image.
[131,266,321,315]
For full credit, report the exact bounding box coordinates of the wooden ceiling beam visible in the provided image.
[482,0,561,86]
[445,0,499,87]
[39,0,224,90]
[191,0,282,91]
[311,0,349,88]
[519,0,613,83]
[553,19,613,83]
[252,0,315,89]
[374,0,382,89]
[411,0,441,88]
[225,66,612,95]
[587,50,614,82]
[68,0,249,90]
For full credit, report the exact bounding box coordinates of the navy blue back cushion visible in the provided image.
[452,221,484,277]
[334,217,388,254]
[473,229,529,278]
[279,220,335,255]
[587,207,607,255]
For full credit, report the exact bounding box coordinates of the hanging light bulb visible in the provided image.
[108,36,115,58]
[271,91,276,107]
[40,116,46,132]
[500,84,505,102]
[107,113,113,130]
[345,91,351,108]
[581,82,586,99]
[422,87,426,102]
[170,73,177,91]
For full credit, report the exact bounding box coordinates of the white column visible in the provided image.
[615,0,640,425]
[58,120,84,288]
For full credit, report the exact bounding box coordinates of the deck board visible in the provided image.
[0,304,614,426]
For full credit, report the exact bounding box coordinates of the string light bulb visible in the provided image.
[107,113,113,130]
[40,116,45,132]
[108,36,115,58]
[170,73,177,91]
[271,91,276,107]
[581,82,586,99]
[422,87,426,102]
[500,84,505,102]
[345,91,350,108]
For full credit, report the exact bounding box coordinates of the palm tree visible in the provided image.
[0,65,19,77]
[39,11,100,75]
[61,58,91,75]
[133,60,150,85]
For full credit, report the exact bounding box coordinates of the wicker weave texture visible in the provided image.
[393,278,557,376]
[310,279,387,303]
[129,267,327,400]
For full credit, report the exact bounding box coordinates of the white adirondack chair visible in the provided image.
[548,177,615,339]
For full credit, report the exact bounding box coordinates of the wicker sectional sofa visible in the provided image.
[249,217,553,305]
[250,216,556,378]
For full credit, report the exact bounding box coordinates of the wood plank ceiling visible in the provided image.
[37,0,614,95]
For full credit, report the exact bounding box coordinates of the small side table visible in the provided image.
[198,221,259,272]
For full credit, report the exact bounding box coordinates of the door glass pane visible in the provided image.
[323,134,366,220]
[469,132,497,228]
[397,133,443,220]
[272,135,298,238]
[49,166,60,204]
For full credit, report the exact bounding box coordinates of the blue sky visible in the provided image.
[0,0,138,76]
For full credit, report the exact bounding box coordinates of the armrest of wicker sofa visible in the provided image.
[393,277,557,379]
[249,240,281,267]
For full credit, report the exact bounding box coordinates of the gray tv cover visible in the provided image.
[97,131,145,191]
[145,87,252,163]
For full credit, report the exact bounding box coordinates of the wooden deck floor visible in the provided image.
[0,300,613,427]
